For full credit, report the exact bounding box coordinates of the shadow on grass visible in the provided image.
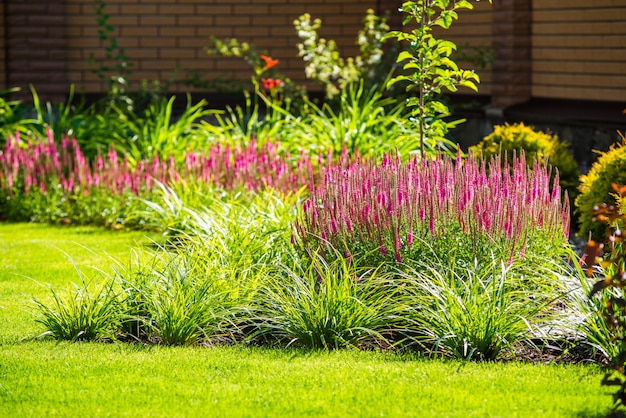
[575,409,623,418]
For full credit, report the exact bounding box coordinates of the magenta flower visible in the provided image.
[295,150,570,265]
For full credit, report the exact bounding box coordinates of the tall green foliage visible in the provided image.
[0,88,37,145]
[384,0,491,157]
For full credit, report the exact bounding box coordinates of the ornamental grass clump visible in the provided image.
[32,271,124,342]
[247,251,405,349]
[31,187,300,346]
[395,256,556,360]
[295,151,570,271]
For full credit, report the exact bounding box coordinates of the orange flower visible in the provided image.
[260,55,279,70]
[261,78,283,90]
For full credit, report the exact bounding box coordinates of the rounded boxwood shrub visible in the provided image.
[575,135,626,240]
[469,122,580,203]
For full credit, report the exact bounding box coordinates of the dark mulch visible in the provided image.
[514,339,605,365]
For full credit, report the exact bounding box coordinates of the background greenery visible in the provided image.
[2,1,624,412]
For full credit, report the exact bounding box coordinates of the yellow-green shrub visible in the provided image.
[576,134,626,240]
[470,123,580,202]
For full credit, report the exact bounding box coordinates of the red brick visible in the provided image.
[140,37,177,48]
[252,15,288,26]
[68,38,102,48]
[27,15,65,26]
[138,59,178,70]
[158,27,196,37]
[195,5,232,15]
[341,3,377,14]
[213,15,252,26]
[176,16,212,26]
[120,27,158,37]
[126,47,162,59]
[196,26,233,38]
[31,60,66,71]
[7,4,47,14]
[234,4,269,14]
[140,15,177,26]
[158,4,195,15]
[120,4,158,14]
[159,48,197,59]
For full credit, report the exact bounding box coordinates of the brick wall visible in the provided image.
[6,0,67,102]
[490,0,531,109]
[3,1,625,106]
[64,0,386,95]
[0,1,5,91]
[532,0,626,101]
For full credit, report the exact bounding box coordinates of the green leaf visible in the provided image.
[438,40,457,55]
[397,50,415,63]
[406,97,420,107]
[435,11,457,29]
[459,80,479,92]
[387,31,418,43]
[429,100,450,115]
[440,57,459,71]
[456,0,475,9]
[381,31,402,41]
[386,75,410,88]
[402,14,414,26]
[403,62,420,70]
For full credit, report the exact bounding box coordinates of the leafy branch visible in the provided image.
[86,0,133,96]
[384,0,491,157]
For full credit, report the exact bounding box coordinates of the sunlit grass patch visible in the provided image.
[0,341,609,418]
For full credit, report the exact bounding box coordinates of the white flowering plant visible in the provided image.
[294,9,393,99]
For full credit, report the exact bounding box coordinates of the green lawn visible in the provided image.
[0,223,613,417]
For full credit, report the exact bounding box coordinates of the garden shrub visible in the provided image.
[469,122,580,203]
[285,81,434,159]
[576,134,626,240]
[582,183,626,413]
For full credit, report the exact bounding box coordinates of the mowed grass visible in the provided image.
[1,342,611,418]
[0,222,155,343]
[0,223,613,417]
